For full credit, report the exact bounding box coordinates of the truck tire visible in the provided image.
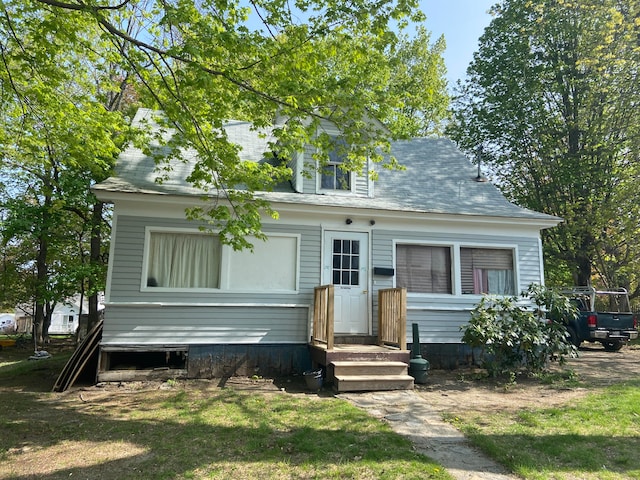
[567,327,581,348]
[603,340,623,352]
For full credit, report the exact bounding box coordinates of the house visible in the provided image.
[92,109,561,387]
[0,313,15,334]
[48,301,80,335]
[49,297,106,335]
[14,296,105,336]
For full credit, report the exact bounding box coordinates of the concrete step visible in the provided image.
[331,360,408,377]
[333,374,415,392]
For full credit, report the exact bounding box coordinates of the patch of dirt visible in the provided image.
[416,342,640,415]
[4,337,639,416]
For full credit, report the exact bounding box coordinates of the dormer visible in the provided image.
[287,118,376,198]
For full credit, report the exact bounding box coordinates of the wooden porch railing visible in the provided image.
[311,284,334,350]
[378,288,407,349]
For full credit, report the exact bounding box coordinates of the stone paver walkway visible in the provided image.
[338,390,520,480]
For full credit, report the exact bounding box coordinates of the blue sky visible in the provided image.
[243,0,497,88]
[418,0,497,87]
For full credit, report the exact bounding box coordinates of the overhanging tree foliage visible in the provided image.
[4,0,450,247]
[447,0,640,291]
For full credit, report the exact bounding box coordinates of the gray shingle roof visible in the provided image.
[94,110,559,223]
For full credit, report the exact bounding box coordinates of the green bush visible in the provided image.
[461,284,577,377]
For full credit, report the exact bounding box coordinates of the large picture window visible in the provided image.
[461,248,515,295]
[144,230,298,292]
[396,244,452,294]
[147,231,221,289]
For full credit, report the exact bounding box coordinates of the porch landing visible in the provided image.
[309,343,414,392]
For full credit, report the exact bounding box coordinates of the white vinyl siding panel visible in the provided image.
[302,143,317,194]
[102,305,309,344]
[288,153,303,192]
[355,173,369,196]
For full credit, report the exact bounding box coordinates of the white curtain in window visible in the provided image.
[487,270,515,295]
[462,248,515,295]
[148,232,220,288]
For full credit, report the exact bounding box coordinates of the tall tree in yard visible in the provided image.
[0,4,131,343]
[448,0,640,291]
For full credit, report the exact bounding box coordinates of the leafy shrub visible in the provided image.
[461,284,577,377]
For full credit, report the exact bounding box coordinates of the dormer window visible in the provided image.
[321,162,351,190]
[319,137,353,192]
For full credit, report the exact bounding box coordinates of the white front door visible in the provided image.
[322,231,369,334]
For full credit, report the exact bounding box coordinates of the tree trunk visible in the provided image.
[34,234,48,347]
[43,301,53,344]
[33,302,43,346]
[574,254,592,287]
[88,200,105,331]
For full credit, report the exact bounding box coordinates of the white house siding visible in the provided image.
[371,228,544,344]
[301,143,316,194]
[103,214,322,345]
[288,153,303,193]
[354,173,369,197]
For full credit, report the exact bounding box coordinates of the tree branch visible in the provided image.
[32,0,330,120]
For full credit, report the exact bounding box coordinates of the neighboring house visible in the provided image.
[0,313,15,334]
[92,109,561,381]
[15,296,105,335]
[48,300,82,335]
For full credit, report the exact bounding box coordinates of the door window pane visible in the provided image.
[331,239,361,286]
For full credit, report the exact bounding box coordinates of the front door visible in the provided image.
[322,231,369,334]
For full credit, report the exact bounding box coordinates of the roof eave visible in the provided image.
[92,185,563,230]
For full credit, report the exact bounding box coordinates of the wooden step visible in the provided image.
[333,374,414,392]
[331,360,408,377]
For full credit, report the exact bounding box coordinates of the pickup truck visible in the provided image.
[560,287,638,351]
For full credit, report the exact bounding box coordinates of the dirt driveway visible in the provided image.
[417,342,640,415]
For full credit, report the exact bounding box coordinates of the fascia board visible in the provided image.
[105,189,561,237]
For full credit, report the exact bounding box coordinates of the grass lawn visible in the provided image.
[0,341,452,480]
[449,378,640,479]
